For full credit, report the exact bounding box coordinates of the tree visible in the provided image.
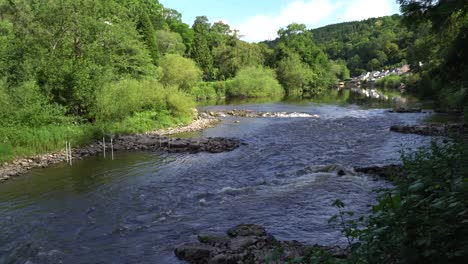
[156,30,186,56]
[227,65,283,98]
[160,54,202,92]
[191,16,214,80]
[137,6,160,65]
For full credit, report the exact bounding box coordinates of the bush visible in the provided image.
[160,54,202,92]
[93,79,195,135]
[0,81,70,127]
[333,142,468,263]
[226,66,284,98]
[375,74,402,89]
[191,81,228,100]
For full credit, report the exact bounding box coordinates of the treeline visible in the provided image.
[311,14,411,76]
[310,1,467,112]
[188,18,339,98]
[0,0,340,162]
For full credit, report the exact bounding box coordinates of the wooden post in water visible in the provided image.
[65,140,69,163]
[111,137,114,160]
[168,137,171,149]
[103,137,106,159]
[68,141,72,166]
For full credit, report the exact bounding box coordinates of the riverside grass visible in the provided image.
[0,79,196,164]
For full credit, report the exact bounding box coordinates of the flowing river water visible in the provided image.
[0,90,435,263]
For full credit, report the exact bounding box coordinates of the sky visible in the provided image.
[160,0,401,42]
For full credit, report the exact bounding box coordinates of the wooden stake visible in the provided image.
[111,137,114,160]
[68,142,72,166]
[65,141,69,163]
[103,137,106,158]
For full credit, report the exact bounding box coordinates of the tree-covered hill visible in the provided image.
[311,14,412,76]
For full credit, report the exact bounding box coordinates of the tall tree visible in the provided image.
[191,16,213,80]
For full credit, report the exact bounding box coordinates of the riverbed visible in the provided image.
[0,92,435,263]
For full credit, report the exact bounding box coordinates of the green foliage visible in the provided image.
[276,53,311,96]
[226,66,284,98]
[0,81,70,127]
[311,15,409,75]
[94,79,164,122]
[137,6,160,65]
[0,124,96,163]
[330,142,468,263]
[272,23,337,96]
[156,30,186,56]
[191,16,214,80]
[160,54,202,92]
[398,0,468,110]
[375,74,403,89]
[191,81,227,100]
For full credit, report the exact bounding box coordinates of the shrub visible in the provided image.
[226,66,284,98]
[160,54,202,92]
[94,79,167,122]
[375,74,402,89]
[332,142,468,263]
[191,81,228,100]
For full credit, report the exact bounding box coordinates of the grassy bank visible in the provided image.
[0,79,195,164]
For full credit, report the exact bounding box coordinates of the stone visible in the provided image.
[198,234,229,247]
[227,224,267,238]
[175,224,347,264]
[174,243,217,264]
[355,164,405,178]
[208,254,239,264]
[228,236,258,251]
[390,123,466,137]
[389,108,422,113]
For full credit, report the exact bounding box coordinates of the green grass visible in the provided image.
[0,124,96,163]
[0,109,194,163]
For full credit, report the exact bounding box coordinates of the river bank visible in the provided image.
[0,115,223,183]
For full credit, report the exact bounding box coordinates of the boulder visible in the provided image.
[227,224,267,237]
[174,243,217,264]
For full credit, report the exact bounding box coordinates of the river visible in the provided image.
[0,90,435,263]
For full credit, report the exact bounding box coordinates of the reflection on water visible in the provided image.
[198,88,421,110]
[0,93,435,264]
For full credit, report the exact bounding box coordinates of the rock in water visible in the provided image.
[174,224,347,264]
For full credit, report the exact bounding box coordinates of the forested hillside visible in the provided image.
[311,14,411,76]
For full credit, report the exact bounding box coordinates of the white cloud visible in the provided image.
[233,0,394,43]
[338,0,394,22]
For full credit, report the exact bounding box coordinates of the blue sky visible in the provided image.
[160,0,400,42]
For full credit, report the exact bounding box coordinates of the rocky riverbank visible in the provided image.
[390,122,467,137]
[175,224,347,264]
[0,115,240,183]
[201,109,320,119]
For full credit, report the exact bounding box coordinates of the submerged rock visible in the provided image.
[390,123,466,137]
[355,164,405,178]
[389,108,423,113]
[175,224,347,264]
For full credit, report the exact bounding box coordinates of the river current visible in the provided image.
[0,94,434,263]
